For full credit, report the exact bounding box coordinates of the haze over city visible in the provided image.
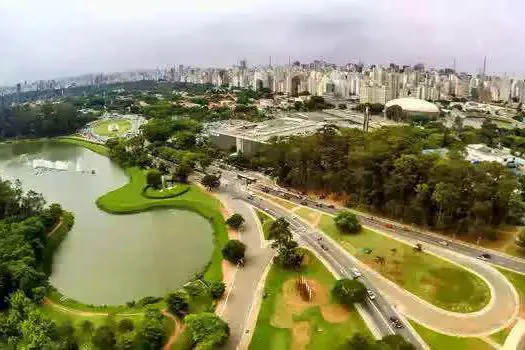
[1,0,523,85]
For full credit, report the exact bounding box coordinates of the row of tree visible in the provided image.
[249,125,523,239]
[0,102,96,139]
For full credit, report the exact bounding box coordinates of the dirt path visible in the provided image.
[47,217,64,237]
[162,309,184,350]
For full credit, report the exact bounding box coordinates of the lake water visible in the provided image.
[0,141,213,305]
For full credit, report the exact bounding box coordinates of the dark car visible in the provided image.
[315,203,323,207]
[389,316,404,329]
[262,187,270,193]
[477,253,491,261]
[300,200,308,205]
[327,204,335,209]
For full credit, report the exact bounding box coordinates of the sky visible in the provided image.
[0,0,523,85]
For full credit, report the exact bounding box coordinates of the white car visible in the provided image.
[367,289,376,300]
[350,268,362,278]
[438,240,449,246]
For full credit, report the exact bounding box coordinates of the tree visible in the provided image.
[413,243,423,253]
[117,319,134,333]
[135,309,166,350]
[221,240,246,264]
[332,279,367,306]
[226,213,245,230]
[379,334,416,350]
[92,325,116,350]
[201,174,220,190]
[80,320,94,337]
[166,291,189,317]
[209,281,226,300]
[146,169,163,189]
[173,160,194,183]
[49,203,63,220]
[185,313,229,349]
[268,218,304,269]
[56,320,78,350]
[334,211,362,234]
[346,333,371,349]
[516,229,525,249]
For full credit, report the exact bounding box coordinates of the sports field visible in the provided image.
[92,119,133,137]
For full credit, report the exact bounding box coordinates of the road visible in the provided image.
[254,181,525,275]
[219,177,428,349]
[212,183,274,350]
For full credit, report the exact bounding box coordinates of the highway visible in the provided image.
[222,178,429,349]
[253,182,525,274]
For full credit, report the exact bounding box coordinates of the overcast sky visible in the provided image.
[0,0,522,85]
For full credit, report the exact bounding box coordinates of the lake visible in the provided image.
[0,141,213,305]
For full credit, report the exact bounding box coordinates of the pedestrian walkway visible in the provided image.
[214,188,273,350]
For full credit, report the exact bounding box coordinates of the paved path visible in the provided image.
[214,184,273,350]
[504,318,525,350]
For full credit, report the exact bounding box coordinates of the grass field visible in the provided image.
[92,119,133,137]
[255,191,298,210]
[497,267,525,318]
[142,184,190,199]
[54,136,109,156]
[318,215,490,313]
[409,321,492,350]
[96,167,228,282]
[295,207,321,225]
[249,250,372,350]
[255,208,275,240]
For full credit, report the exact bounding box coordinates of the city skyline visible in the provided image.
[1,0,524,85]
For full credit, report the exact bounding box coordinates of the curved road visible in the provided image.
[247,187,519,337]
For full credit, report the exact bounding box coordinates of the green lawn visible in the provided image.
[92,119,132,137]
[295,207,321,225]
[497,267,525,318]
[489,326,512,345]
[96,167,228,282]
[54,136,109,156]
[255,191,298,210]
[319,215,490,313]
[409,321,492,350]
[249,251,372,350]
[142,184,190,199]
[255,209,275,240]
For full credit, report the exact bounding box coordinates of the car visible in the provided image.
[327,204,335,209]
[300,200,308,205]
[385,223,394,229]
[477,253,491,261]
[315,203,323,207]
[247,195,254,200]
[438,240,448,246]
[316,236,323,241]
[389,316,404,329]
[320,244,329,251]
[350,268,362,278]
[366,289,376,300]
[262,187,270,193]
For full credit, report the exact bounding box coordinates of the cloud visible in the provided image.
[0,0,523,84]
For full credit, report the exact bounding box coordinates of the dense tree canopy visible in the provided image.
[0,102,95,139]
[334,211,362,233]
[226,213,245,230]
[252,125,523,239]
[332,279,367,306]
[221,240,246,264]
[185,312,229,350]
[268,218,304,269]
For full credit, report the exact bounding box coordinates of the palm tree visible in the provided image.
[374,255,386,266]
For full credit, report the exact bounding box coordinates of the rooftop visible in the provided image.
[385,97,440,113]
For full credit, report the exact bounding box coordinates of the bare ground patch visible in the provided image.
[292,321,312,350]
[320,304,349,323]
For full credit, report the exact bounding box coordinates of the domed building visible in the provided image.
[385,97,440,122]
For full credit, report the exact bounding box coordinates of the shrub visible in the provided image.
[118,319,135,333]
[185,313,229,349]
[166,291,189,317]
[209,281,226,300]
[334,211,361,233]
[221,240,246,264]
[226,213,245,230]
